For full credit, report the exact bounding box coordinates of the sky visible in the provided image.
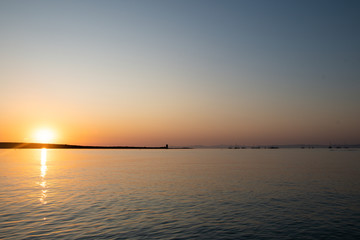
[1,0,359,146]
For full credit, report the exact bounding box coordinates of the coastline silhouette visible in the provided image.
[0,142,170,149]
[0,142,358,149]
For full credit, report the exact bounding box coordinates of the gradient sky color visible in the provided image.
[1,0,360,146]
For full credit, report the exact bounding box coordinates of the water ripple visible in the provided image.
[1,149,360,239]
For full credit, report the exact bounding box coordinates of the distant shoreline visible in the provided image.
[0,142,358,150]
[0,142,173,149]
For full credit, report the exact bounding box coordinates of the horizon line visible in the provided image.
[0,142,171,149]
[0,141,359,149]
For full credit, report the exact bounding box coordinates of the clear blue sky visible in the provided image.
[1,0,359,145]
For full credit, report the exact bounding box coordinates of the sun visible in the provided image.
[34,129,56,143]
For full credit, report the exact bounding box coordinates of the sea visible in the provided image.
[0,149,359,239]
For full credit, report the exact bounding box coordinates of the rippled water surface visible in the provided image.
[1,149,360,239]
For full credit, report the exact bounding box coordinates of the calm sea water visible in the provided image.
[0,149,359,239]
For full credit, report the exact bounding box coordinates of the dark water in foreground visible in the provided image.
[0,149,359,239]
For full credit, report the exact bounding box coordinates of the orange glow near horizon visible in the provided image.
[34,129,56,143]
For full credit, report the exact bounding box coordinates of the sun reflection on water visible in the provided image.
[39,148,47,205]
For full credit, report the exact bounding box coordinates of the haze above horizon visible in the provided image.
[1,0,359,146]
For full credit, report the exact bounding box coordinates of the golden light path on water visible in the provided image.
[40,148,47,206]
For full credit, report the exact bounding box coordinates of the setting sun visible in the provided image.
[34,129,56,143]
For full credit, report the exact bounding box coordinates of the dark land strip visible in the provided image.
[0,142,170,149]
